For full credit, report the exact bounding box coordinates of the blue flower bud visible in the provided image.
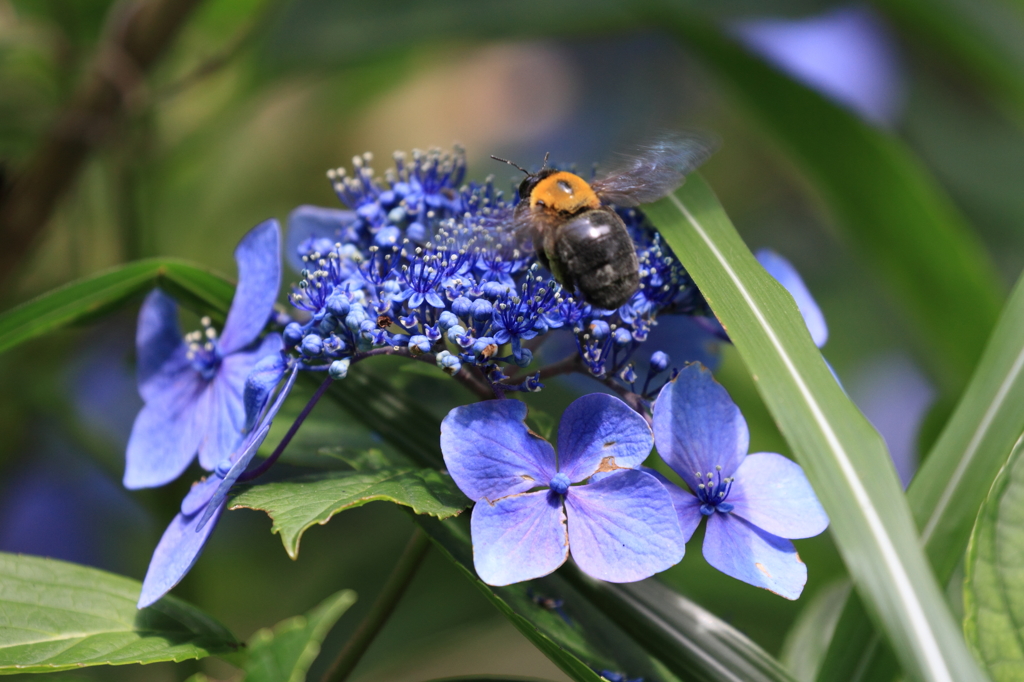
[436,350,462,376]
[329,358,350,380]
[387,206,406,224]
[650,350,670,372]
[345,307,369,331]
[452,296,473,319]
[379,189,397,206]
[425,325,442,342]
[382,280,402,298]
[613,327,632,346]
[326,292,351,318]
[482,281,510,298]
[374,225,401,247]
[446,325,467,344]
[408,335,432,355]
[514,348,533,367]
[471,299,493,321]
[389,333,410,346]
[319,314,338,333]
[588,320,611,339]
[472,336,498,358]
[283,322,304,346]
[301,334,324,356]
[438,310,459,331]
[525,373,543,392]
[406,221,427,242]
[358,319,377,339]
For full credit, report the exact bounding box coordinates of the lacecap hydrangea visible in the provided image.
[283,147,713,397]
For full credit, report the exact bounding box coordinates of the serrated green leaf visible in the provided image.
[244,589,357,682]
[0,258,236,355]
[666,12,1003,395]
[645,175,984,682]
[817,264,1024,680]
[0,553,238,674]
[963,434,1024,681]
[230,467,470,559]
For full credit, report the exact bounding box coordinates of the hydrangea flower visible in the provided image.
[282,148,712,395]
[651,363,829,599]
[137,355,296,608]
[124,220,283,489]
[441,394,685,585]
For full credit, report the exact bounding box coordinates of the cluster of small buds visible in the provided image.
[282,147,711,393]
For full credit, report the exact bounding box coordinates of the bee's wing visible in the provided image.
[590,131,719,207]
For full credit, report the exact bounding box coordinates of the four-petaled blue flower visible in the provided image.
[441,394,685,585]
[651,363,829,599]
[137,354,297,608]
[124,220,283,489]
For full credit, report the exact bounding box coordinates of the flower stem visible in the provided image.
[319,527,431,682]
[239,374,333,481]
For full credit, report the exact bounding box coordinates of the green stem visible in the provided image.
[319,527,431,682]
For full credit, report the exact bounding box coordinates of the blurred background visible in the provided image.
[1,0,1022,679]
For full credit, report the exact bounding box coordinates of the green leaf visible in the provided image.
[645,175,984,682]
[230,467,470,559]
[667,13,1003,394]
[964,435,1024,681]
[817,269,1024,680]
[0,258,236,355]
[0,552,238,674]
[780,581,852,682]
[244,589,357,682]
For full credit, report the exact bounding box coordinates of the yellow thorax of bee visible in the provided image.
[529,171,601,215]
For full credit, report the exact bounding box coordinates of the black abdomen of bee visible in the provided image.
[550,207,640,310]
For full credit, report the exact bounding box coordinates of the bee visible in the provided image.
[493,132,717,310]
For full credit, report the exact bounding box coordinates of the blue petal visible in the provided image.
[471,490,568,585]
[652,363,749,490]
[409,292,424,309]
[136,289,186,403]
[564,470,684,582]
[728,453,829,539]
[219,220,281,356]
[197,366,298,531]
[137,500,225,608]
[425,292,445,308]
[286,205,358,272]
[196,366,246,471]
[756,249,828,348]
[181,476,220,516]
[124,373,206,489]
[703,512,807,600]
[557,394,652,482]
[241,339,286,431]
[441,400,557,501]
[644,468,705,543]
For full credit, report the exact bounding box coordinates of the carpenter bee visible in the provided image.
[493,132,717,310]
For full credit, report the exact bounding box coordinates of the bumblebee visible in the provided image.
[494,132,717,310]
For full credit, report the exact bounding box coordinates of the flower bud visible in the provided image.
[613,327,633,346]
[329,358,350,380]
[436,350,462,376]
[588,320,611,340]
[408,335,432,356]
[650,350,670,372]
[283,322,304,347]
[301,334,324,357]
[438,310,459,331]
[326,292,351,318]
[452,296,473,319]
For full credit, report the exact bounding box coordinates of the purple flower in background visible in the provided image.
[137,356,296,608]
[652,363,829,599]
[756,249,827,348]
[124,220,283,489]
[441,395,684,586]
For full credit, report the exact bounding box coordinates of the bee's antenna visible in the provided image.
[541,151,550,170]
[490,155,530,176]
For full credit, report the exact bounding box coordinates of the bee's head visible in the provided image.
[490,153,556,202]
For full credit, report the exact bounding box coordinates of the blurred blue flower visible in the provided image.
[124,220,283,489]
[440,394,684,585]
[137,356,297,608]
[756,248,827,348]
[651,363,829,599]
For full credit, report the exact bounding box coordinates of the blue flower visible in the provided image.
[124,220,283,489]
[755,249,827,348]
[651,363,829,599]
[137,355,297,608]
[440,395,684,585]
